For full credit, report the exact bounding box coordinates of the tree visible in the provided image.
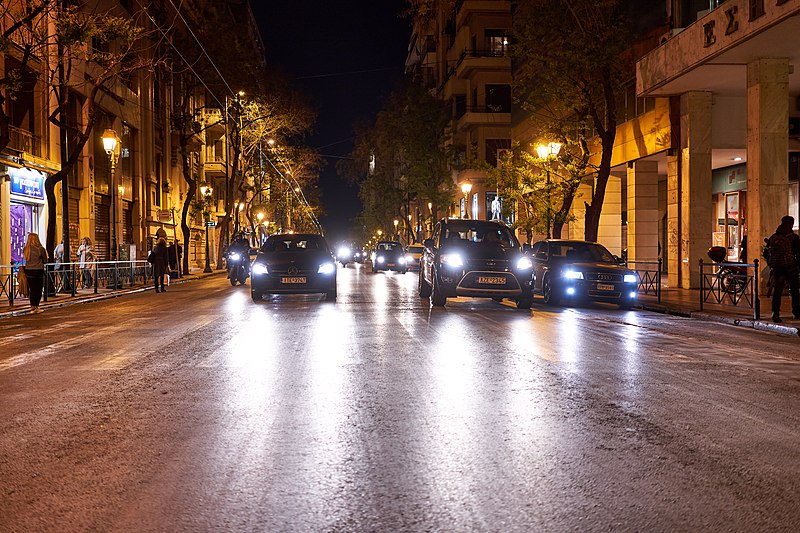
[339,81,454,241]
[43,2,148,260]
[513,0,635,242]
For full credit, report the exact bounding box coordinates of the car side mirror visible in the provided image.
[423,238,434,248]
[522,243,531,253]
[614,255,626,265]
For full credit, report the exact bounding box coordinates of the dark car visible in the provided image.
[529,239,638,308]
[371,241,407,273]
[250,233,337,302]
[418,218,534,309]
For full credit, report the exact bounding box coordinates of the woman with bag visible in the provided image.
[77,237,94,289]
[23,233,48,313]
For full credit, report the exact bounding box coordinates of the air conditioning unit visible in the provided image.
[659,27,684,45]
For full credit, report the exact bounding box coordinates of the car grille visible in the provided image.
[586,272,623,283]
[270,267,316,276]
[466,259,510,272]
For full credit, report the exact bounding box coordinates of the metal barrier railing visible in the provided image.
[627,258,662,303]
[699,258,760,320]
[1,260,153,306]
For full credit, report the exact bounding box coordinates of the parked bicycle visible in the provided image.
[707,246,748,295]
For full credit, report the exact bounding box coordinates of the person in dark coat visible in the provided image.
[152,238,170,293]
[767,215,800,323]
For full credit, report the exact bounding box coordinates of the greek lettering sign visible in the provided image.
[10,168,45,200]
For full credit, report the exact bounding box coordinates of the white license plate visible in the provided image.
[281,276,307,284]
[478,276,506,285]
[597,283,615,291]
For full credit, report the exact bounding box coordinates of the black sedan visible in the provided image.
[530,239,638,308]
[250,233,337,302]
[371,241,407,273]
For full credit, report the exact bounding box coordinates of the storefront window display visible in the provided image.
[9,167,45,263]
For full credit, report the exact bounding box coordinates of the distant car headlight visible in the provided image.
[398,257,406,264]
[563,270,584,280]
[624,274,638,283]
[377,256,385,264]
[337,246,351,257]
[406,254,414,262]
[252,263,268,275]
[441,253,463,267]
[229,252,241,261]
[516,256,533,270]
[318,262,336,275]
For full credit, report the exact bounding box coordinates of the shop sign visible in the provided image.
[10,167,45,200]
[157,209,173,222]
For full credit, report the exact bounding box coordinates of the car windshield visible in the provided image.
[549,242,616,263]
[443,222,517,249]
[376,242,402,252]
[263,235,326,253]
[408,245,424,253]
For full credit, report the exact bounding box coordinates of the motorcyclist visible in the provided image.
[227,233,251,274]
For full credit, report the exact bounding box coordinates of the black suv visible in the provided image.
[418,219,534,309]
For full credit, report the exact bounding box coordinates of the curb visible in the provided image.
[0,271,224,319]
[640,302,800,337]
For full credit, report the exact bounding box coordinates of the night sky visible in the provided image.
[252,1,411,243]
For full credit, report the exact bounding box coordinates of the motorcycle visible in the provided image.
[227,249,250,286]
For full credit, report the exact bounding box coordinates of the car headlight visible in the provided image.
[398,257,406,264]
[337,246,351,257]
[229,252,241,261]
[318,262,336,275]
[516,256,533,270]
[377,256,385,264]
[405,254,414,262]
[252,263,268,275]
[624,274,638,283]
[563,270,584,280]
[440,253,463,267]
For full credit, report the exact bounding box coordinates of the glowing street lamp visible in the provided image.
[101,129,121,262]
[461,182,472,219]
[536,142,562,239]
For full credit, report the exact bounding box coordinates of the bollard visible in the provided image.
[753,258,760,320]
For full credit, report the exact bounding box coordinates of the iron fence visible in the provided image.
[699,258,761,320]
[627,258,662,303]
[1,260,153,306]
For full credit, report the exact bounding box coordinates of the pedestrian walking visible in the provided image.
[77,237,94,289]
[151,237,169,292]
[766,215,800,323]
[23,233,48,313]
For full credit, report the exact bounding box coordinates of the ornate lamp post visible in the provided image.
[101,129,121,262]
[461,182,472,219]
[393,219,399,240]
[200,185,213,273]
[536,142,562,239]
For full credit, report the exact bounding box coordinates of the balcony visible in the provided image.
[455,49,511,79]
[7,126,42,158]
[455,106,511,130]
[456,0,512,27]
[204,156,227,176]
[200,108,225,131]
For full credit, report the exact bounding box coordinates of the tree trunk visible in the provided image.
[179,146,196,276]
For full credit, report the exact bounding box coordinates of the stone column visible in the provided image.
[679,91,713,288]
[746,58,789,275]
[598,174,622,255]
[627,160,660,264]
[666,152,680,287]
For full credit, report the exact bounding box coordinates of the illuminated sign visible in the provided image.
[10,168,45,200]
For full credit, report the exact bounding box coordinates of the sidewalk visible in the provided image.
[638,287,800,337]
[0,269,222,319]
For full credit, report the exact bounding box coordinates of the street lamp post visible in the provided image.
[102,130,121,262]
[393,219,399,241]
[461,182,472,219]
[201,185,213,273]
[536,142,562,239]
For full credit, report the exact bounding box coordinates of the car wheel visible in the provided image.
[251,291,261,302]
[431,272,447,307]
[326,288,337,301]
[230,274,238,286]
[418,268,432,298]
[542,275,560,306]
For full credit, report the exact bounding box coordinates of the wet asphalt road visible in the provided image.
[2,263,800,532]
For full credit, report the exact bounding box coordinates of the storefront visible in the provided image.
[712,164,747,262]
[9,167,46,264]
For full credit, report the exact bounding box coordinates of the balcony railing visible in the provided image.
[8,126,42,157]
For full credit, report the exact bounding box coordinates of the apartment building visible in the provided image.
[0,0,264,270]
[406,0,513,228]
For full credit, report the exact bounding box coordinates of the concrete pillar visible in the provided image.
[627,160,660,264]
[598,174,622,255]
[746,58,790,272]
[680,91,713,289]
[569,182,592,240]
[666,152,680,286]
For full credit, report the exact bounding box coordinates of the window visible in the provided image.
[485,29,509,56]
[485,85,511,113]
[485,139,511,167]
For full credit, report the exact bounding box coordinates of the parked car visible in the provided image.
[405,244,425,271]
[372,241,407,273]
[529,239,638,308]
[418,218,534,309]
[250,233,337,302]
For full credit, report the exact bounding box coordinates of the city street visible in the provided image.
[2,264,800,531]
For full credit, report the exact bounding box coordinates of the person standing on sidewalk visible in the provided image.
[77,237,94,289]
[23,233,48,314]
[766,215,800,323]
[152,238,169,293]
